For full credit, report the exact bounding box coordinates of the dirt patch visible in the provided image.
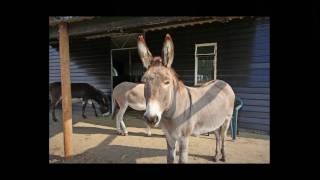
[49,109,269,163]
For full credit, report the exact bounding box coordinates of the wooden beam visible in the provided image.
[50,17,139,39]
[58,22,73,160]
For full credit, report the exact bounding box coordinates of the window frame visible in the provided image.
[194,42,218,85]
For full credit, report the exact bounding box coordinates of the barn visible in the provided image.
[49,16,270,135]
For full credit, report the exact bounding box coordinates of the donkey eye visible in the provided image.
[164,80,170,85]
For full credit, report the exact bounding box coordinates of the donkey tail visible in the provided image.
[111,97,119,120]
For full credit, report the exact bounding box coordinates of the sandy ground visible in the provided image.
[49,109,270,164]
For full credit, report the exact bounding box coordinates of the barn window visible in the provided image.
[194,43,217,85]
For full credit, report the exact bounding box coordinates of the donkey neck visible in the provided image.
[163,84,192,123]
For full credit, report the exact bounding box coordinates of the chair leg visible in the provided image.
[231,113,235,140]
[234,111,238,139]
[231,111,239,140]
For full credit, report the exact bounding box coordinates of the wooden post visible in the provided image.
[58,22,73,160]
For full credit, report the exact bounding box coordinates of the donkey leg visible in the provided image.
[166,135,177,164]
[220,135,226,162]
[82,100,88,119]
[117,105,128,136]
[178,137,189,163]
[213,128,221,162]
[220,117,232,162]
[120,120,128,136]
[50,100,58,122]
[115,109,122,135]
[91,101,98,117]
[145,122,152,137]
[51,98,61,122]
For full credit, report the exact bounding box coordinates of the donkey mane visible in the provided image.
[200,80,216,87]
[168,67,185,93]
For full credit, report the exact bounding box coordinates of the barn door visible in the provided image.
[111,47,144,88]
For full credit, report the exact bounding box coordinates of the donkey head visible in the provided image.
[138,34,178,127]
[95,91,110,116]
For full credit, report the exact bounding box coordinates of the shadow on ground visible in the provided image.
[49,108,151,138]
[49,133,215,163]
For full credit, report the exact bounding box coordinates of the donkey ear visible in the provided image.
[162,34,174,68]
[137,35,153,68]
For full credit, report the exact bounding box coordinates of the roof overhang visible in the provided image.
[49,16,248,40]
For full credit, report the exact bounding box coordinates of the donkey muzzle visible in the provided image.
[102,112,110,116]
[143,114,159,126]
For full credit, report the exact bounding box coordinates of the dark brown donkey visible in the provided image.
[49,82,110,122]
[137,34,235,163]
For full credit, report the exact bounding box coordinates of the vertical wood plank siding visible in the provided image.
[49,37,111,112]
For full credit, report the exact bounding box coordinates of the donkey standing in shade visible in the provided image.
[112,81,152,136]
[49,82,110,122]
[137,34,235,163]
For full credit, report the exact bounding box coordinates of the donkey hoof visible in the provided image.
[147,133,152,137]
[82,115,87,119]
[117,131,128,136]
[212,156,218,162]
[219,157,226,162]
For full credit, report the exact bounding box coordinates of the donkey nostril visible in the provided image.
[143,114,148,121]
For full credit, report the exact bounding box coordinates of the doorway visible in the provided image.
[111,48,144,88]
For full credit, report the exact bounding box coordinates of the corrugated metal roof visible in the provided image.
[143,16,246,32]
[49,16,248,39]
[49,16,95,26]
